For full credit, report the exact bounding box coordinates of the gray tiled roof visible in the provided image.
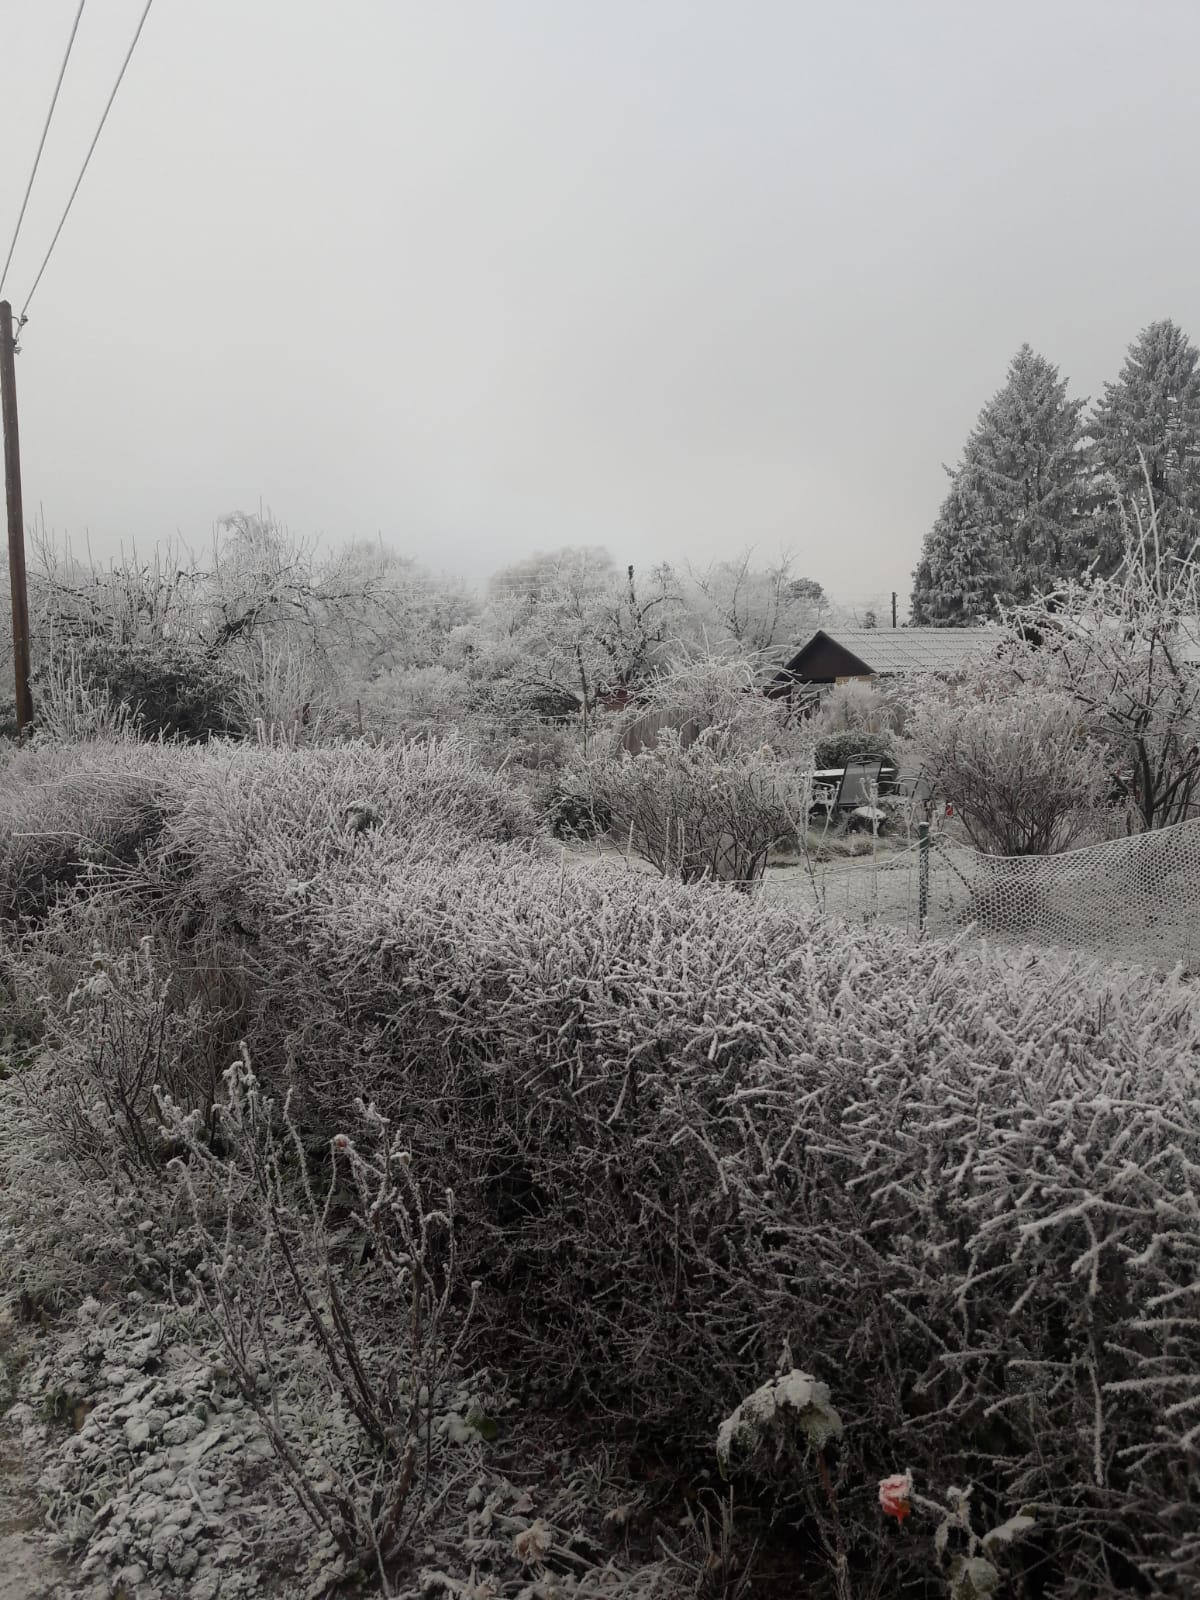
[797,627,1001,674]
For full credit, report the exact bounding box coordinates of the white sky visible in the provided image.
[1,0,1198,613]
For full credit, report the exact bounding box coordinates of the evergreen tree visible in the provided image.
[1086,319,1200,568]
[910,473,1008,625]
[911,345,1087,624]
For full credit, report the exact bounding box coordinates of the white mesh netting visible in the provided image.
[788,818,1200,972]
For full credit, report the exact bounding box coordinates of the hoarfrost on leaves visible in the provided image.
[949,1555,1002,1599]
[715,1369,843,1471]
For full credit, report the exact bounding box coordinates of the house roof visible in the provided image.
[775,626,1001,683]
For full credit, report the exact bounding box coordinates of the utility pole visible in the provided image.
[0,301,33,735]
[891,591,897,629]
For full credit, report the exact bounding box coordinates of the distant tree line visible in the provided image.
[911,319,1200,624]
[2,516,834,742]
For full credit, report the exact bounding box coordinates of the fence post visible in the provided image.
[918,820,930,935]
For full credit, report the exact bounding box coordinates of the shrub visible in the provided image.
[225,634,330,741]
[812,726,898,771]
[164,1055,477,1580]
[1007,490,1200,830]
[814,677,909,738]
[534,778,612,840]
[36,636,244,742]
[905,679,1110,854]
[36,935,225,1180]
[155,736,538,918]
[577,729,805,885]
[350,664,473,742]
[615,654,810,760]
[0,739,189,927]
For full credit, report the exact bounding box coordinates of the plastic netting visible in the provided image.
[791,818,1200,972]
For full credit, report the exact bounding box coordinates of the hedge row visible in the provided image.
[5,737,1200,1594]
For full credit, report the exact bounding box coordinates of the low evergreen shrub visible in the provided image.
[813,726,897,770]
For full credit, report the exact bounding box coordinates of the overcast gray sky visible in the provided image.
[2,0,1198,612]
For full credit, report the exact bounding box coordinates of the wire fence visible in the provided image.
[771,818,1200,973]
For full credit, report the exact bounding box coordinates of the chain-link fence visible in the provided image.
[766,818,1200,973]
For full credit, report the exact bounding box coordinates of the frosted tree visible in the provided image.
[688,550,828,658]
[1006,483,1200,831]
[911,345,1088,624]
[19,517,444,741]
[910,474,1010,626]
[1086,319,1200,570]
[476,548,685,724]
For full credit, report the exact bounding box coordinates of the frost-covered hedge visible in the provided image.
[0,738,188,925]
[6,737,1200,1594]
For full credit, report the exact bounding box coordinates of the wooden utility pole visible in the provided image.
[891,591,897,629]
[0,301,33,735]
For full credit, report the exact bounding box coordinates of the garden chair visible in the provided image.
[809,776,840,815]
[888,769,936,836]
[891,769,933,806]
[834,757,885,811]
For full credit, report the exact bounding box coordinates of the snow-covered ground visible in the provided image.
[1,1309,77,1600]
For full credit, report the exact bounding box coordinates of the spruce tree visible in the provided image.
[1087,319,1200,567]
[911,345,1087,624]
[910,474,1008,625]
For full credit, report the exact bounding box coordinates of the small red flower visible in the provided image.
[879,1471,913,1523]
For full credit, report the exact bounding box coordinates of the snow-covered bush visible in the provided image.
[225,868,1200,1592]
[164,1054,478,1582]
[814,677,909,738]
[157,734,538,910]
[351,662,474,742]
[905,678,1110,853]
[0,1062,185,1312]
[575,658,813,884]
[615,653,808,758]
[812,725,898,771]
[29,641,144,742]
[463,711,581,776]
[533,775,612,840]
[1007,488,1200,830]
[577,728,805,886]
[99,749,1196,1591]
[32,934,226,1181]
[37,634,245,742]
[224,633,330,741]
[0,738,189,927]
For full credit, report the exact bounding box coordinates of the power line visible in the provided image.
[19,0,155,322]
[0,0,88,300]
